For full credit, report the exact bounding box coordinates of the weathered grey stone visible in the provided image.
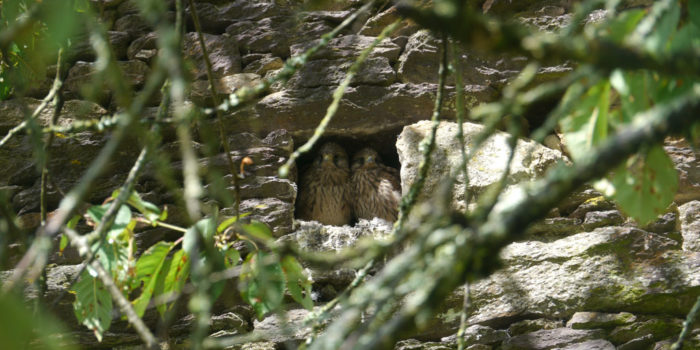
[501,328,604,350]
[242,54,284,75]
[665,141,700,204]
[397,121,564,211]
[553,339,615,350]
[609,318,682,345]
[129,32,243,79]
[289,34,402,62]
[508,319,565,336]
[653,335,700,350]
[525,217,583,240]
[189,73,261,106]
[0,98,108,135]
[253,308,322,344]
[617,334,655,350]
[0,265,82,329]
[643,211,678,235]
[288,57,396,88]
[397,30,516,86]
[116,0,139,16]
[582,210,625,231]
[305,9,353,21]
[239,342,277,350]
[64,60,151,105]
[679,201,700,252]
[224,83,468,139]
[9,131,140,213]
[283,218,392,252]
[465,345,492,350]
[183,32,242,80]
[566,312,636,329]
[227,16,334,57]
[185,2,237,33]
[438,227,696,327]
[395,339,455,350]
[69,31,130,62]
[358,6,419,38]
[397,30,571,90]
[65,330,142,348]
[441,325,508,345]
[557,188,602,216]
[518,12,572,32]
[568,196,616,220]
[127,32,158,61]
[216,0,292,22]
[171,311,249,335]
[113,13,152,40]
[233,198,294,237]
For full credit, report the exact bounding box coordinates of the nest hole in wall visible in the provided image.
[292,126,404,223]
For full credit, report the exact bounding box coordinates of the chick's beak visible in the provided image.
[323,153,333,162]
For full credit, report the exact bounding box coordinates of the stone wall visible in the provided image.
[1,0,699,349]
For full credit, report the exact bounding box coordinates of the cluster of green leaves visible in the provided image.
[67,191,313,341]
[0,0,84,99]
[559,0,699,225]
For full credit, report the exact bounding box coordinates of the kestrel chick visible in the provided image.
[350,147,401,222]
[296,142,352,226]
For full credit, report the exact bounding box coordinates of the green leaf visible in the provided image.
[86,204,132,241]
[132,241,174,318]
[603,9,646,43]
[610,70,651,124]
[224,247,241,269]
[66,214,81,229]
[645,0,680,55]
[559,81,610,162]
[216,213,251,233]
[72,270,112,341]
[282,256,313,310]
[59,234,69,255]
[119,190,162,223]
[669,22,700,54]
[611,145,678,225]
[90,236,130,288]
[156,248,190,317]
[239,251,285,320]
[182,218,226,301]
[242,221,274,242]
[690,0,700,29]
[183,218,217,257]
[0,71,12,100]
[651,75,694,105]
[73,0,90,12]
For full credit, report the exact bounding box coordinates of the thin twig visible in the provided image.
[671,295,700,350]
[187,0,241,218]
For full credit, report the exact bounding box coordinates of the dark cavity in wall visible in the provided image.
[293,126,403,223]
[292,126,403,180]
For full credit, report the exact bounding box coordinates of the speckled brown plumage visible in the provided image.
[350,147,401,222]
[296,142,351,226]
